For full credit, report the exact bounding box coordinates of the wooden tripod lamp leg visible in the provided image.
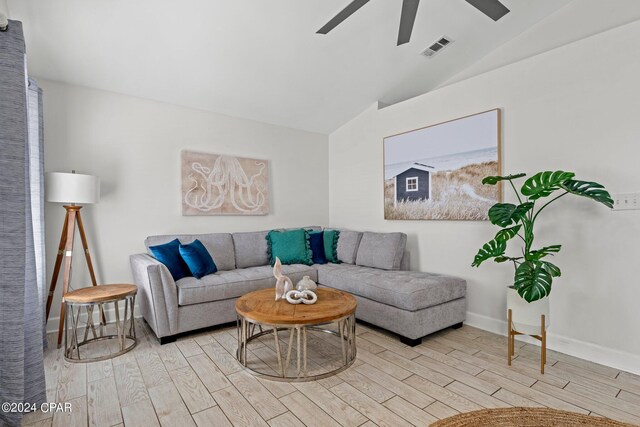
[47,204,101,348]
[57,208,78,348]
[76,211,105,325]
[46,211,69,320]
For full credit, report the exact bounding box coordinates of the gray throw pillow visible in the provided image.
[232,231,269,268]
[334,230,363,264]
[355,232,407,270]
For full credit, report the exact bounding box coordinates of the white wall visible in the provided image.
[440,0,640,88]
[41,80,329,329]
[329,21,640,373]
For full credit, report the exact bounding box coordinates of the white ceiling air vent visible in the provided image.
[421,36,453,58]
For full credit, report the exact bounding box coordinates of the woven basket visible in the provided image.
[431,407,638,427]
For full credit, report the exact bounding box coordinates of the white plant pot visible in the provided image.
[507,287,550,336]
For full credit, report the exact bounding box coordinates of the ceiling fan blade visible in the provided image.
[465,0,510,21]
[317,0,371,34]
[397,0,420,46]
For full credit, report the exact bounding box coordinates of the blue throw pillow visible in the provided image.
[179,239,217,279]
[148,239,191,281]
[308,231,327,265]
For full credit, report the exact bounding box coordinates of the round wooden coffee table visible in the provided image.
[235,287,357,381]
[63,284,137,363]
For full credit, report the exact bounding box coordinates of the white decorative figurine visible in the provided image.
[296,275,317,292]
[285,290,318,305]
[273,257,293,301]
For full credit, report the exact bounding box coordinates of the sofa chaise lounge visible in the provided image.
[130,227,467,346]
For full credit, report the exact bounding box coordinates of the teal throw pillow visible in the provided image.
[323,229,340,263]
[266,229,313,266]
[179,239,217,279]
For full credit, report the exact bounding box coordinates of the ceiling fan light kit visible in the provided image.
[317,0,509,46]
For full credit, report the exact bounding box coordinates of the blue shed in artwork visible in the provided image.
[392,163,434,207]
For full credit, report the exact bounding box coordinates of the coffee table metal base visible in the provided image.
[236,313,356,382]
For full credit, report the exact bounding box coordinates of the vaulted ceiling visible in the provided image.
[8,0,571,133]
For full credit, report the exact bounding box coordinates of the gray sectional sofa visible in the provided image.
[130,227,466,346]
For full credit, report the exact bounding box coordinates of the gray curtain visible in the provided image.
[28,78,47,344]
[0,20,47,427]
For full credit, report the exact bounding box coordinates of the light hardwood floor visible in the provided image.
[22,320,640,427]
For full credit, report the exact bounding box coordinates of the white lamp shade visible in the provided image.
[46,172,100,204]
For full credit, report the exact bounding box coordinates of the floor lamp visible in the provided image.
[45,171,104,348]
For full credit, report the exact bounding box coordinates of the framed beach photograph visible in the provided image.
[383,109,501,220]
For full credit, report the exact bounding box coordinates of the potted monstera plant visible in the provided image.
[472,171,613,335]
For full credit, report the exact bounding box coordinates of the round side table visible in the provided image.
[63,284,137,363]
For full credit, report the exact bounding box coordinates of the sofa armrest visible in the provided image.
[129,253,179,337]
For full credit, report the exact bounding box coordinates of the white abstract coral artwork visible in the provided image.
[181,150,269,216]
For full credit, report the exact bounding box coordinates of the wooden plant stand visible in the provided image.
[508,308,547,374]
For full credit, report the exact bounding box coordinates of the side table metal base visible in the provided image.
[64,295,137,363]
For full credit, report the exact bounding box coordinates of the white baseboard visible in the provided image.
[465,311,640,376]
[46,305,143,334]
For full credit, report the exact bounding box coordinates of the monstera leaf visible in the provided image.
[541,260,561,277]
[514,260,553,302]
[561,179,614,208]
[521,171,575,200]
[472,239,506,267]
[488,202,534,227]
[482,173,527,186]
[527,245,562,261]
[495,225,522,243]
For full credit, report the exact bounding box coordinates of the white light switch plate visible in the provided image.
[611,193,640,210]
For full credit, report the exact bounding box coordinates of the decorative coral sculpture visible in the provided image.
[285,290,318,305]
[273,257,293,301]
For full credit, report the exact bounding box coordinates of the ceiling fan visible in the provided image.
[317,0,510,46]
